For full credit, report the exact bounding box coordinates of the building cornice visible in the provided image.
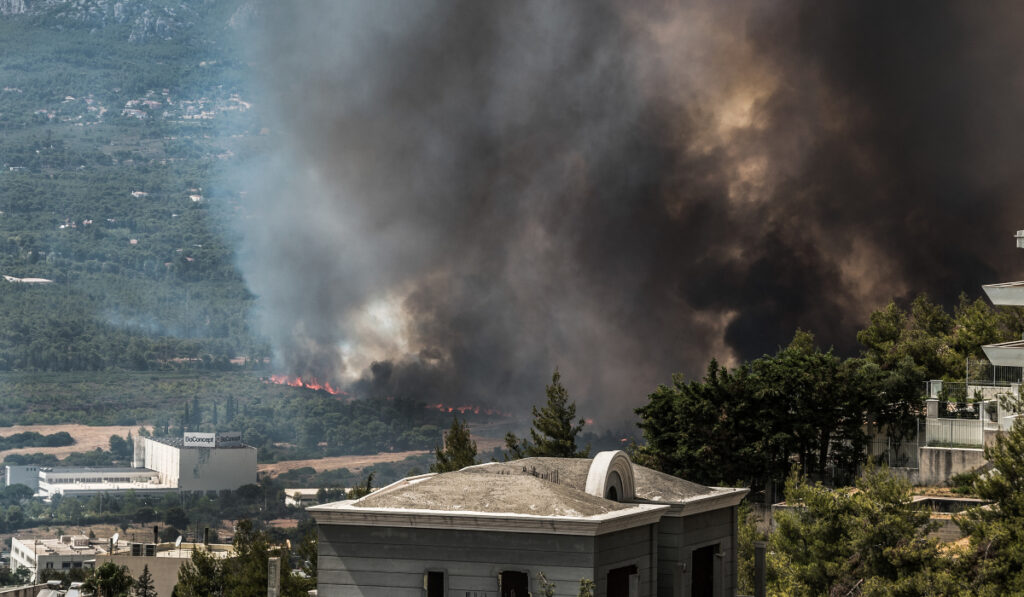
[646,487,749,517]
[309,502,669,536]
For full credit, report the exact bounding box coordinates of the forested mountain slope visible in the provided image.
[0,0,267,372]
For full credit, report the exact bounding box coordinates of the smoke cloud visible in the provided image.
[229,1,1024,422]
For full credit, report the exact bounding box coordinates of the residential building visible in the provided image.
[97,541,234,597]
[982,229,1024,366]
[871,229,1024,485]
[311,450,747,597]
[10,536,106,582]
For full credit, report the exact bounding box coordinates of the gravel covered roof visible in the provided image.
[461,457,717,504]
[632,464,716,502]
[354,471,631,517]
[461,457,593,489]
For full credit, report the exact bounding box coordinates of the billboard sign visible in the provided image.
[216,431,242,447]
[183,432,216,447]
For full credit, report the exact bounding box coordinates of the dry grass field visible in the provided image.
[0,424,141,460]
[258,436,504,477]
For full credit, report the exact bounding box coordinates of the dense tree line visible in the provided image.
[0,370,460,459]
[635,295,1023,490]
[0,4,268,375]
[0,430,72,450]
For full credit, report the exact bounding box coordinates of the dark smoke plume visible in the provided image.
[230,1,1024,422]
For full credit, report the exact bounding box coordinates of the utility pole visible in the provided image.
[267,556,281,597]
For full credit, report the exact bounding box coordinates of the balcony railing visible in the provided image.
[925,418,983,448]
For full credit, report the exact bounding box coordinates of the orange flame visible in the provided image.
[267,375,346,395]
[426,403,507,416]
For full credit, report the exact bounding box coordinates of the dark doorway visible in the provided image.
[426,571,444,597]
[500,570,529,597]
[691,544,717,597]
[607,564,638,597]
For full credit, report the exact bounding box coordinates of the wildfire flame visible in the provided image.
[427,403,506,417]
[267,374,346,395]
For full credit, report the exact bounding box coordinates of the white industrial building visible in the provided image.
[134,432,257,492]
[37,467,171,500]
[5,465,40,490]
[14,432,255,500]
[10,535,106,581]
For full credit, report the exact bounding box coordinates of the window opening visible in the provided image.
[426,570,444,597]
[499,570,529,597]
[607,564,638,597]
[691,544,718,597]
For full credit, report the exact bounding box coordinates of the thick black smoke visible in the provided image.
[230,1,1024,422]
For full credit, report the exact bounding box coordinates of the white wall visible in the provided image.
[176,446,256,491]
[142,437,256,491]
[142,438,181,488]
[5,466,39,489]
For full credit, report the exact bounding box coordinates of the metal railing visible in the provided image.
[967,358,1022,386]
[869,427,921,468]
[925,418,983,448]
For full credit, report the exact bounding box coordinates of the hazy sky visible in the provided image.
[228,1,1024,423]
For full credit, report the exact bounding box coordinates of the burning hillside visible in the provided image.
[267,374,345,395]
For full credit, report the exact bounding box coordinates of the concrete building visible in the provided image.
[311,451,747,597]
[285,488,322,508]
[97,541,234,597]
[15,432,255,500]
[36,467,171,500]
[285,488,352,508]
[10,536,106,582]
[4,465,40,490]
[1,584,49,597]
[135,432,257,492]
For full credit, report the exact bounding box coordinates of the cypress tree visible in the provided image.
[134,564,156,597]
[527,368,588,458]
[431,416,478,473]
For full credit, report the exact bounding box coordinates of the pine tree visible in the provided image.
[527,368,588,458]
[504,368,589,459]
[960,418,1024,594]
[431,416,478,473]
[85,562,134,597]
[134,564,156,597]
[175,546,224,597]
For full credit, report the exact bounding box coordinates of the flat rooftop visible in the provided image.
[19,537,108,557]
[146,437,251,449]
[109,542,234,560]
[40,467,151,474]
